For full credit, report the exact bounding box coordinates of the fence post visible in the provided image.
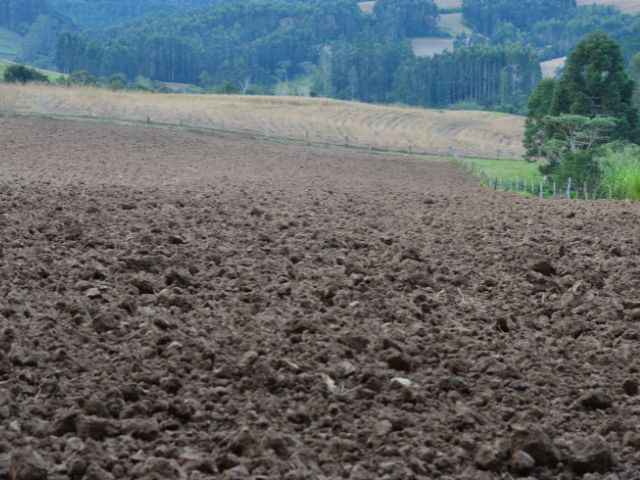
[566,178,572,199]
[539,181,543,199]
[583,182,588,200]
[553,181,556,198]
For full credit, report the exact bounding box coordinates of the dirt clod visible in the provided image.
[9,449,47,480]
[568,435,614,474]
[474,443,502,471]
[508,425,560,467]
[623,378,638,396]
[579,390,613,410]
[510,449,535,474]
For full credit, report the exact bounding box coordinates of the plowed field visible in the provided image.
[1,117,640,480]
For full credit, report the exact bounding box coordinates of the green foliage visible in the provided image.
[49,0,216,29]
[0,0,67,35]
[3,63,49,83]
[374,0,439,40]
[462,0,576,36]
[108,73,127,90]
[388,43,541,110]
[217,81,241,94]
[552,149,600,186]
[598,144,640,200]
[524,79,559,160]
[54,0,364,84]
[527,32,638,186]
[544,114,617,152]
[68,69,94,86]
[553,31,638,142]
[628,52,640,108]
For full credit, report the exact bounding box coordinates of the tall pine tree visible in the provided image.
[552,30,638,142]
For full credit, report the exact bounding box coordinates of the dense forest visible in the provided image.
[0,0,67,34]
[3,0,640,114]
[48,0,220,29]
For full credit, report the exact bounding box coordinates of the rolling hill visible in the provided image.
[0,83,525,159]
[576,0,640,14]
[0,27,23,61]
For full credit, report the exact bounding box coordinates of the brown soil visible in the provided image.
[1,117,640,480]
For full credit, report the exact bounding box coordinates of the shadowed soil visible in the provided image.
[1,117,640,480]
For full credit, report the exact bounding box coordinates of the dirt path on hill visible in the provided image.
[1,117,640,480]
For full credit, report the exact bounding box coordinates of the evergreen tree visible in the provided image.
[552,30,638,142]
[374,0,439,41]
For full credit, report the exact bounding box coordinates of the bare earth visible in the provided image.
[2,117,640,480]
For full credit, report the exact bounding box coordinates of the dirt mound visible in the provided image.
[1,117,640,479]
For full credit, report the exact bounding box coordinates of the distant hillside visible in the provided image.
[0,0,70,35]
[0,83,526,158]
[577,0,640,14]
[49,0,220,29]
[0,27,24,61]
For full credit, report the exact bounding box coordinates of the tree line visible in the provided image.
[323,31,541,111]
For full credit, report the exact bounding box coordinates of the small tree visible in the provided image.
[69,70,94,86]
[109,73,127,90]
[3,64,49,84]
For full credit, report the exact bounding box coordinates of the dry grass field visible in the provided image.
[0,83,525,158]
[577,0,640,14]
[438,12,471,35]
[411,37,455,57]
[540,57,567,79]
[359,0,462,15]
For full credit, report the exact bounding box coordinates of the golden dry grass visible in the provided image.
[577,0,640,14]
[540,57,567,79]
[0,83,525,158]
[411,37,455,57]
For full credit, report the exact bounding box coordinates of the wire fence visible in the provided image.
[451,156,636,201]
[0,108,501,160]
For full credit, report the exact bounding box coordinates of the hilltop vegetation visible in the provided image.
[48,0,218,29]
[2,0,640,115]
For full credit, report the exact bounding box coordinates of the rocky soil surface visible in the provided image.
[1,117,640,479]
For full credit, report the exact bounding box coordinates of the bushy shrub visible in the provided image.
[3,64,49,84]
[553,150,600,186]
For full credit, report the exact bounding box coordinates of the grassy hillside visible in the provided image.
[577,0,640,14]
[0,84,525,158]
[0,27,23,61]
